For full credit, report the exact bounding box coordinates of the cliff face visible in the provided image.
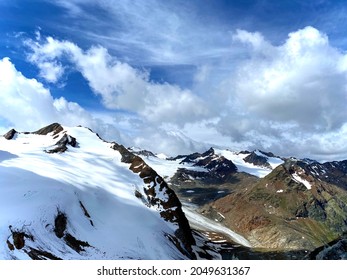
[111,143,196,258]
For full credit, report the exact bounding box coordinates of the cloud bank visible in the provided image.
[2,25,347,161]
[213,26,347,160]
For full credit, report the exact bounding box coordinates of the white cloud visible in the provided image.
[210,26,347,159]
[0,57,57,129]
[47,0,233,65]
[0,57,122,143]
[25,36,210,126]
[229,26,347,132]
[132,127,209,156]
[36,61,64,83]
[18,26,347,161]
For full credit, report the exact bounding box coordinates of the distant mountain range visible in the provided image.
[1,123,347,260]
[131,145,347,259]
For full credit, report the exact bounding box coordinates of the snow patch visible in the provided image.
[156,153,168,160]
[137,154,206,181]
[182,203,251,247]
[292,173,312,190]
[214,149,272,178]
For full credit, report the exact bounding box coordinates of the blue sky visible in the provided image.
[1,0,347,160]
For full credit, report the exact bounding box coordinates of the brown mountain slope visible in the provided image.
[201,160,347,251]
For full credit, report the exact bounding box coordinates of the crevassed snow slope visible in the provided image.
[0,126,186,260]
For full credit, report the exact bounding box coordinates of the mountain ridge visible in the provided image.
[0,123,219,260]
[3,123,347,259]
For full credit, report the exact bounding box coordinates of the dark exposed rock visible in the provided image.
[6,240,14,251]
[170,148,237,186]
[46,145,68,154]
[64,234,90,253]
[34,123,64,136]
[79,201,91,218]
[26,248,62,260]
[53,211,90,252]
[244,152,271,169]
[135,190,143,199]
[54,212,67,238]
[56,134,77,147]
[305,160,347,190]
[46,133,78,154]
[259,151,277,158]
[79,201,94,227]
[308,233,347,260]
[132,149,156,158]
[12,232,26,249]
[3,129,17,140]
[8,227,34,250]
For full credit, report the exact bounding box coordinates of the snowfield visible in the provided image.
[0,126,190,260]
[182,203,251,247]
[138,154,206,181]
[215,149,283,178]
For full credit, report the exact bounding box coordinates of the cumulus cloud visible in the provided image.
[0,57,58,129]
[25,36,210,126]
[18,26,347,160]
[228,26,347,132]
[210,26,347,159]
[0,57,122,142]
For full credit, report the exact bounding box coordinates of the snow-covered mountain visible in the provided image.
[0,123,214,260]
[4,125,347,260]
[131,147,283,181]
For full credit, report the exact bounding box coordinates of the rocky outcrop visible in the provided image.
[244,152,271,169]
[33,123,64,136]
[46,133,78,153]
[3,129,17,140]
[130,149,156,158]
[53,211,90,253]
[304,160,347,190]
[308,233,347,260]
[170,148,237,185]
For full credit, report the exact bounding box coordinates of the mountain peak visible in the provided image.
[3,128,17,140]
[33,123,64,136]
[244,151,271,169]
